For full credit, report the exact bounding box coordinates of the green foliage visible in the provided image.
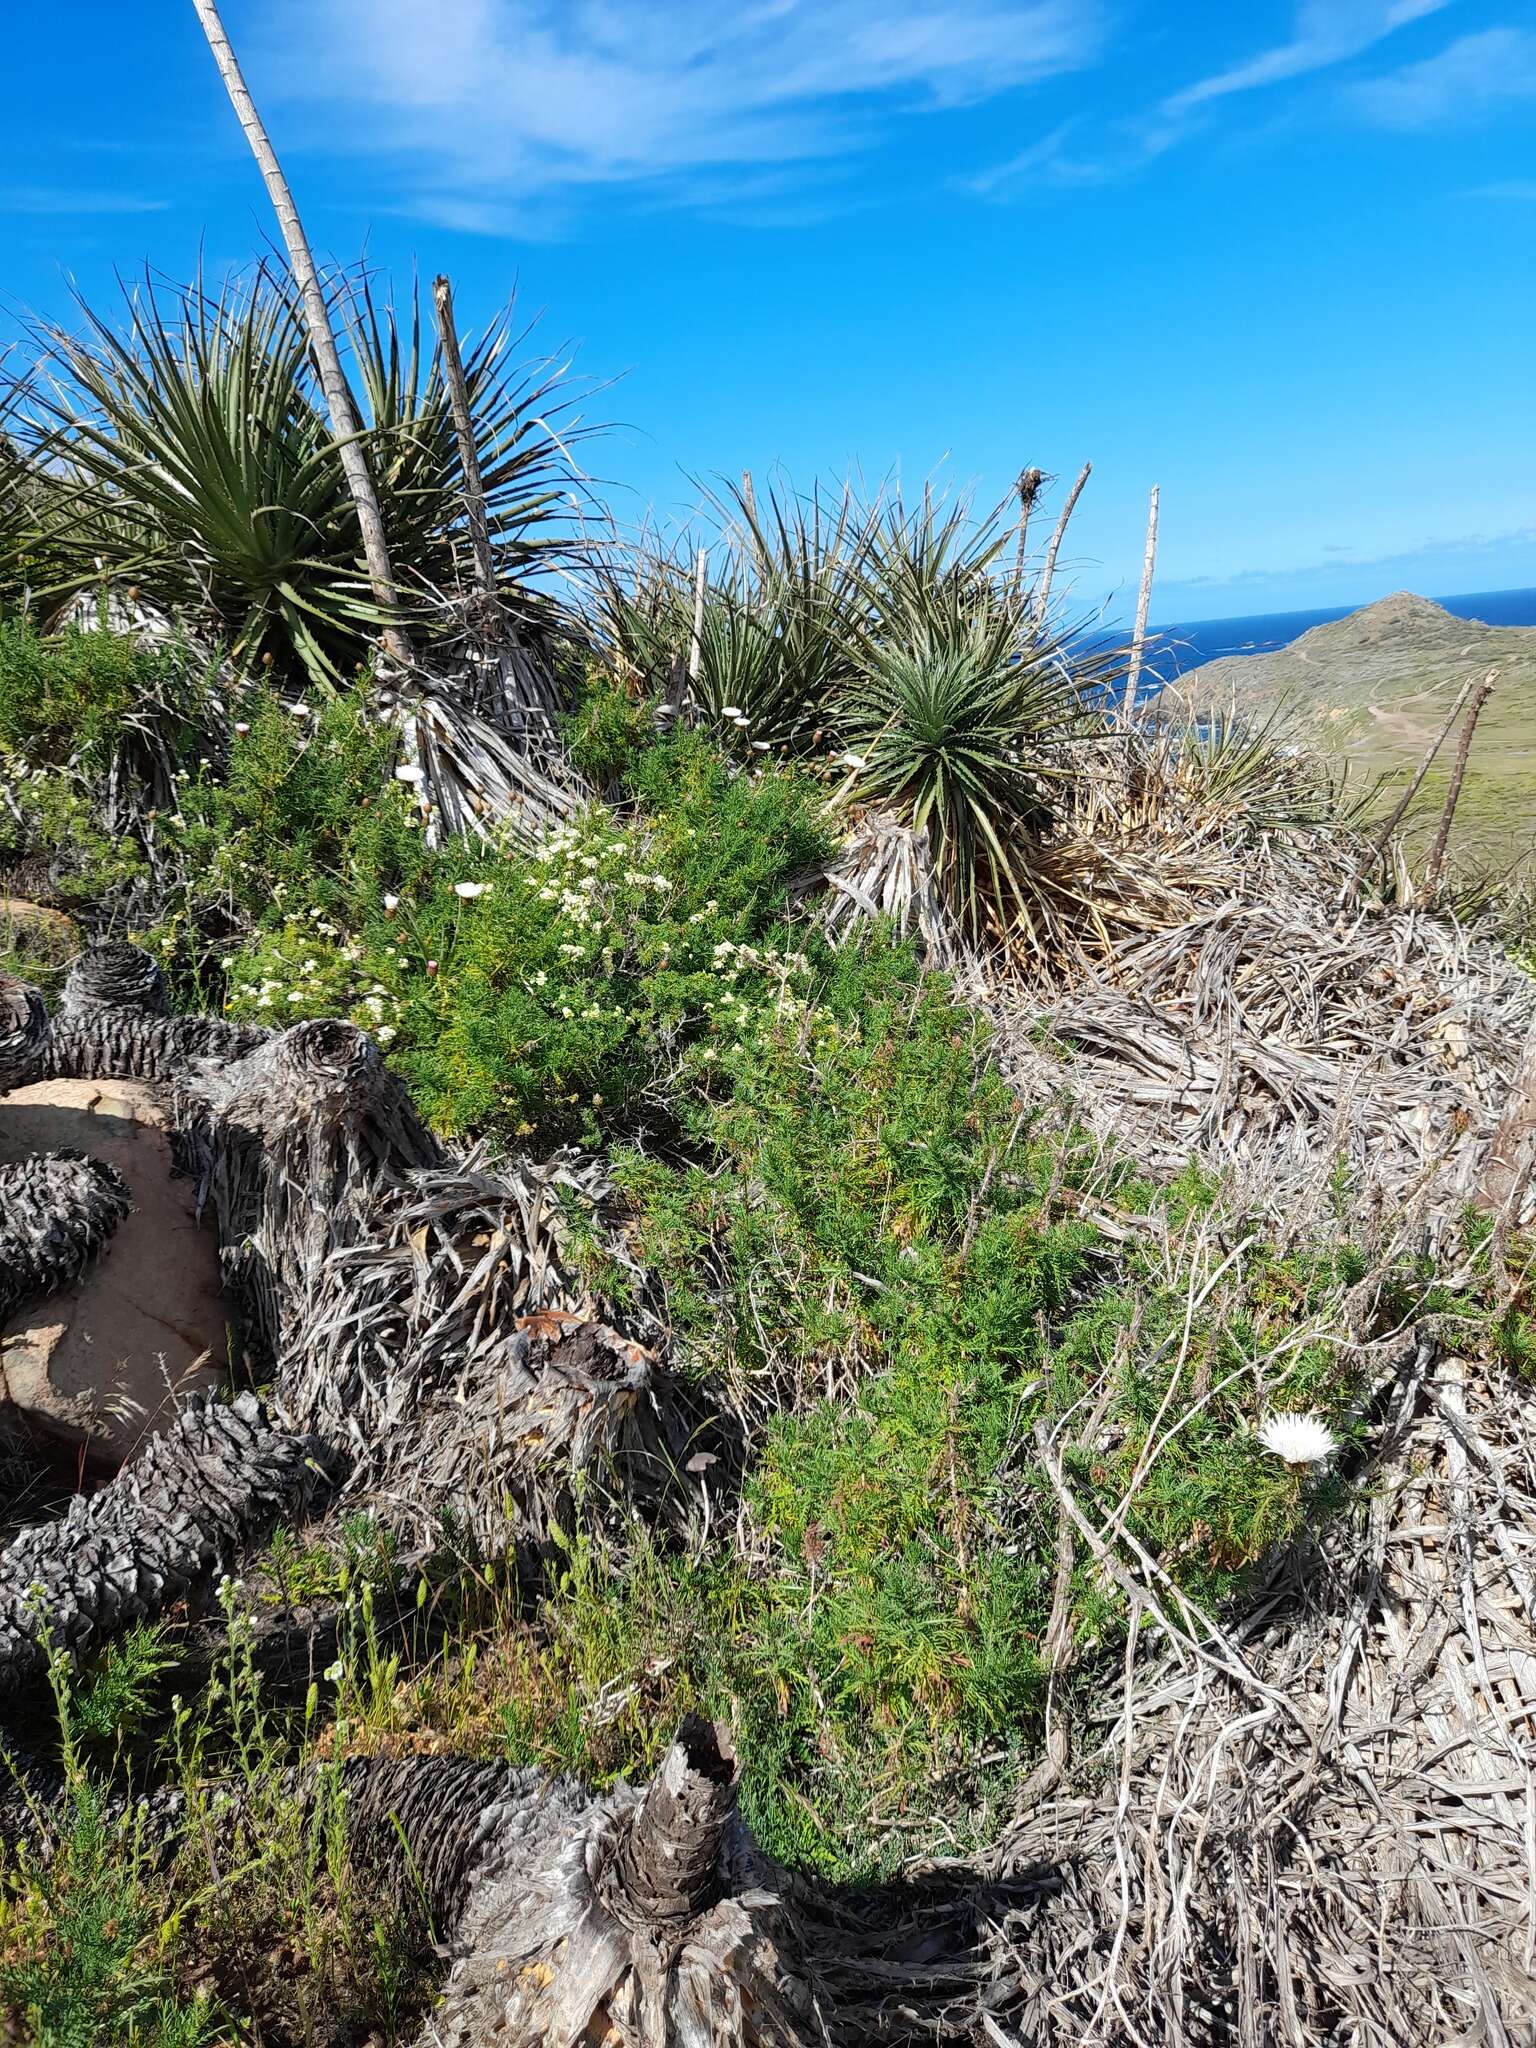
[0,618,217,781]
[838,625,1085,936]
[558,662,657,785]
[0,1787,223,2048]
[211,733,831,1149]
[70,1627,178,1754]
[14,266,587,687]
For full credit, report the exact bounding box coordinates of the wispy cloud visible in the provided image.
[1163,0,1451,117]
[969,0,1452,199]
[259,0,1105,227]
[967,116,1181,197]
[1461,178,1536,200]
[1347,27,1536,127]
[2,186,167,217]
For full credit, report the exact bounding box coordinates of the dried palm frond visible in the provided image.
[811,810,958,966]
[979,1332,1536,2046]
[991,892,1536,1215]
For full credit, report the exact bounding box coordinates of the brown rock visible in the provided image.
[0,1078,228,1468]
[0,899,78,943]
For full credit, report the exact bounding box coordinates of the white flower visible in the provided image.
[720,705,743,719]
[376,1025,397,1045]
[394,765,424,784]
[233,721,250,736]
[454,881,490,899]
[838,751,868,771]
[1257,1413,1337,1469]
[382,894,399,915]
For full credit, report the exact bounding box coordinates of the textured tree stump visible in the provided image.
[0,975,48,1093]
[0,1151,130,1326]
[340,1717,812,2048]
[0,1390,325,1690]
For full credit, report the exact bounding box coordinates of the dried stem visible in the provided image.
[189,0,410,668]
[1122,482,1160,723]
[1036,460,1091,620]
[432,273,498,605]
[1421,665,1496,900]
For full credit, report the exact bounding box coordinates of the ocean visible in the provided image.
[1126,585,1536,690]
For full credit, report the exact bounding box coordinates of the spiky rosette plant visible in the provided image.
[594,477,867,750]
[835,617,1096,947]
[16,265,591,689]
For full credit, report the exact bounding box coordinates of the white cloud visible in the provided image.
[257,0,1104,223]
[1348,27,1536,127]
[1163,0,1451,116]
[967,117,1183,197]
[1462,178,1536,200]
[2,187,167,217]
[970,0,1451,199]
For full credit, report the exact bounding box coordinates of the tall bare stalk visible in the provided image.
[1422,666,1496,898]
[1011,466,1046,602]
[1036,460,1092,621]
[189,0,410,667]
[432,273,497,605]
[688,546,707,687]
[1122,484,1160,723]
[1343,671,1478,905]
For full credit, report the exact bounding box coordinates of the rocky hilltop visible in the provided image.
[1172,592,1536,871]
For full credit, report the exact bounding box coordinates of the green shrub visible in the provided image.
[0,1785,223,2048]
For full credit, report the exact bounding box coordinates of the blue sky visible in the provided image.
[2,0,1534,622]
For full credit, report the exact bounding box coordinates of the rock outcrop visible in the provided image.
[0,1077,228,1465]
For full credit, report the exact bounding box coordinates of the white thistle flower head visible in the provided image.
[382,893,399,915]
[1257,1412,1337,1469]
[454,881,490,899]
[720,705,744,720]
[394,764,424,784]
[838,751,868,771]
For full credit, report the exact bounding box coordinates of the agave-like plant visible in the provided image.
[594,476,868,748]
[340,274,592,688]
[16,264,592,689]
[836,621,1095,942]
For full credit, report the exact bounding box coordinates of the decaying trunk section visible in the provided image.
[167,1006,699,1550]
[0,1392,323,1690]
[5,950,700,1555]
[0,974,48,1091]
[40,1007,269,1082]
[0,1151,131,1324]
[606,1714,737,1930]
[340,1718,812,2048]
[57,939,169,1020]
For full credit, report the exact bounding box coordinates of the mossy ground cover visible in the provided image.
[1,624,1532,2041]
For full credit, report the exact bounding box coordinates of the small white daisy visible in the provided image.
[1257,1413,1337,1470]
[454,881,491,899]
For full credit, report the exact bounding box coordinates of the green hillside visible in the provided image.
[1171,592,1536,875]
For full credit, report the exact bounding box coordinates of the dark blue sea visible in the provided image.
[1124,586,1536,690]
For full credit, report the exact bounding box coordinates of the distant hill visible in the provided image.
[1171,592,1536,874]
